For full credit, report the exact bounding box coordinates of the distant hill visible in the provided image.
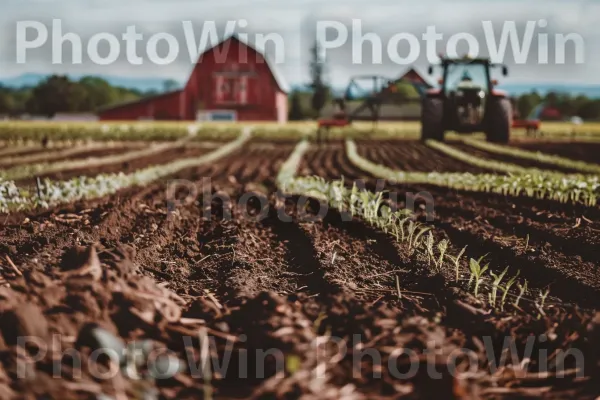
[0,73,181,93]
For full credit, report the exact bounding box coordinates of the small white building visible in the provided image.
[52,113,99,122]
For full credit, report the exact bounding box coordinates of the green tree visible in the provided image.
[394,81,420,101]
[309,40,329,118]
[288,90,305,120]
[545,91,559,107]
[26,75,74,116]
[0,90,15,114]
[578,100,600,120]
[79,76,118,110]
[516,92,542,119]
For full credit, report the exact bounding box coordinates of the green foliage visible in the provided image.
[488,267,509,308]
[514,280,528,308]
[461,137,600,174]
[309,40,330,118]
[288,91,306,121]
[0,122,242,142]
[0,129,251,212]
[518,90,600,120]
[499,271,520,311]
[516,92,542,119]
[278,142,540,314]
[347,139,599,206]
[393,81,421,102]
[468,256,489,297]
[447,246,467,282]
[0,75,154,117]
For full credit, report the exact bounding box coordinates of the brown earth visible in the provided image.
[448,142,583,173]
[1,146,142,170]
[508,141,600,165]
[0,140,599,399]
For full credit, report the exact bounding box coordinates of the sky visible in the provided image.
[1,0,599,88]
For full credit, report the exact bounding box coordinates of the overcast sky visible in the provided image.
[1,0,599,87]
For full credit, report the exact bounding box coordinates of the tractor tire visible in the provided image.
[421,97,444,142]
[485,97,512,143]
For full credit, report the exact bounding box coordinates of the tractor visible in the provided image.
[421,57,513,143]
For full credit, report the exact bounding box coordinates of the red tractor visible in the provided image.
[421,57,514,143]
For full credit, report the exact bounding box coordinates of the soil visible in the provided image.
[508,141,600,165]
[448,142,583,173]
[0,139,599,399]
[356,140,489,173]
[15,146,211,187]
[1,146,141,170]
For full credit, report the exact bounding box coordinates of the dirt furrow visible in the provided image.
[357,140,488,173]
[0,144,242,269]
[307,143,600,308]
[0,146,140,170]
[509,141,600,164]
[450,141,582,173]
[16,146,210,186]
[120,146,296,296]
[1,142,599,398]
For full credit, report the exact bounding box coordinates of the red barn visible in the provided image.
[98,35,289,123]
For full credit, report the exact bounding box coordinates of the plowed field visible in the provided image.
[0,138,599,399]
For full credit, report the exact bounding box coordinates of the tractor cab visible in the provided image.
[422,57,512,143]
[448,64,489,126]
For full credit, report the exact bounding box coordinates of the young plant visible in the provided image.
[407,222,430,255]
[514,280,528,308]
[488,267,509,308]
[538,288,551,309]
[447,246,467,282]
[395,274,402,300]
[499,271,520,311]
[425,231,435,268]
[437,239,449,272]
[349,183,360,216]
[469,255,489,298]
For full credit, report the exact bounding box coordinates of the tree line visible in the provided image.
[0,76,171,117]
[515,91,600,121]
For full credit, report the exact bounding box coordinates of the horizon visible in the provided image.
[2,0,599,89]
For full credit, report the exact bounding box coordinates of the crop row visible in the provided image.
[460,137,600,174]
[277,142,540,313]
[349,140,599,206]
[0,139,190,181]
[0,141,143,168]
[0,122,243,142]
[0,129,252,212]
[426,140,561,174]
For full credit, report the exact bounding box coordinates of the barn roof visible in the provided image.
[197,34,290,94]
[98,34,290,114]
[396,67,434,87]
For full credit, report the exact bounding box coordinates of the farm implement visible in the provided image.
[318,57,541,141]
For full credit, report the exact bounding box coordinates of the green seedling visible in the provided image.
[469,255,489,297]
[499,271,520,311]
[514,280,528,308]
[447,246,467,282]
[437,239,449,272]
[488,267,509,308]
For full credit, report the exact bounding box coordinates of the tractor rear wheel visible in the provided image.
[421,97,444,142]
[485,97,512,143]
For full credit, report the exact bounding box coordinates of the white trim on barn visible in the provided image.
[196,110,237,122]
